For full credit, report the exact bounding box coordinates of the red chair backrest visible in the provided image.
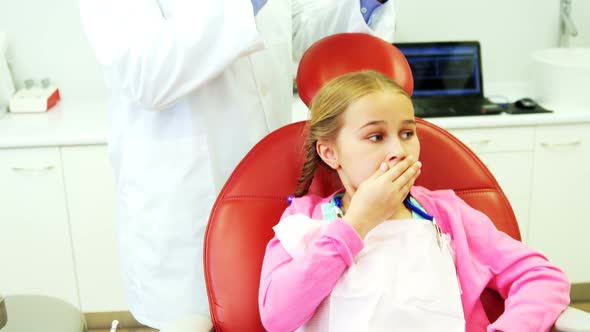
[297,33,414,106]
[204,119,520,331]
[204,33,520,331]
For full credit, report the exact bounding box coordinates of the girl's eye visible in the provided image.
[368,134,384,142]
[401,131,415,139]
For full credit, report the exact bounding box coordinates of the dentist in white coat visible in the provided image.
[79,0,396,330]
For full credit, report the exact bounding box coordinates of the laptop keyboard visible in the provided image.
[412,97,501,118]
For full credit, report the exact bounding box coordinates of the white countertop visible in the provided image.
[422,111,590,130]
[292,94,590,130]
[1,95,590,149]
[0,100,109,148]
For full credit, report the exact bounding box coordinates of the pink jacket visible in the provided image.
[259,186,570,332]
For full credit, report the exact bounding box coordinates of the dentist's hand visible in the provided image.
[251,0,268,15]
[342,157,421,238]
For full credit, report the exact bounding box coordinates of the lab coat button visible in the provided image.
[260,86,268,96]
[361,7,367,14]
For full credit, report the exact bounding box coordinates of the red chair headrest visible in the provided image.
[296,33,414,107]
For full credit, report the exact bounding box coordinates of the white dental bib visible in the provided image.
[274,215,465,332]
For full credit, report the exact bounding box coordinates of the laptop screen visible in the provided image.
[394,41,483,98]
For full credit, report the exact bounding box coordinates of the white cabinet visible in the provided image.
[0,147,79,308]
[477,152,534,242]
[449,127,535,242]
[450,123,590,283]
[527,124,590,283]
[61,145,127,312]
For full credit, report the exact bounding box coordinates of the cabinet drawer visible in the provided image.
[61,145,128,312]
[478,152,533,243]
[0,147,61,172]
[0,147,80,308]
[535,124,587,151]
[528,123,590,283]
[448,127,535,153]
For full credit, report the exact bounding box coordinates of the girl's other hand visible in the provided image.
[343,157,421,238]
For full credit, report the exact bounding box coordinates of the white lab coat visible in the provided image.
[79,0,396,328]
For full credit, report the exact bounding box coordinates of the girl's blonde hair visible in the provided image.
[294,70,410,197]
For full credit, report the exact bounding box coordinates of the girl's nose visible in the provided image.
[386,139,407,165]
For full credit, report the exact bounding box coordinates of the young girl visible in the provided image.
[258,71,570,332]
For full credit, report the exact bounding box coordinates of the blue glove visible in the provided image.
[251,0,268,15]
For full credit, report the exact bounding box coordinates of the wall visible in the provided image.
[0,0,107,101]
[0,0,588,102]
[570,0,590,48]
[394,0,563,86]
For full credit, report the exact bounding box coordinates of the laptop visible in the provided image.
[394,41,502,118]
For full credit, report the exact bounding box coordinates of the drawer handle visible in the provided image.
[11,166,56,172]
[540,140,581,148]
[466,139,491,146]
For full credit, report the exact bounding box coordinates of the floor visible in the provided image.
[86,311,156,332]
[572,301,590,313]
[87,298,590,332]
[89,329,156,332]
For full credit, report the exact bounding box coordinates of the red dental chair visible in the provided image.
[203,33,585,331]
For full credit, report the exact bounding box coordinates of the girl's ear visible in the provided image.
[316,140,339,170]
